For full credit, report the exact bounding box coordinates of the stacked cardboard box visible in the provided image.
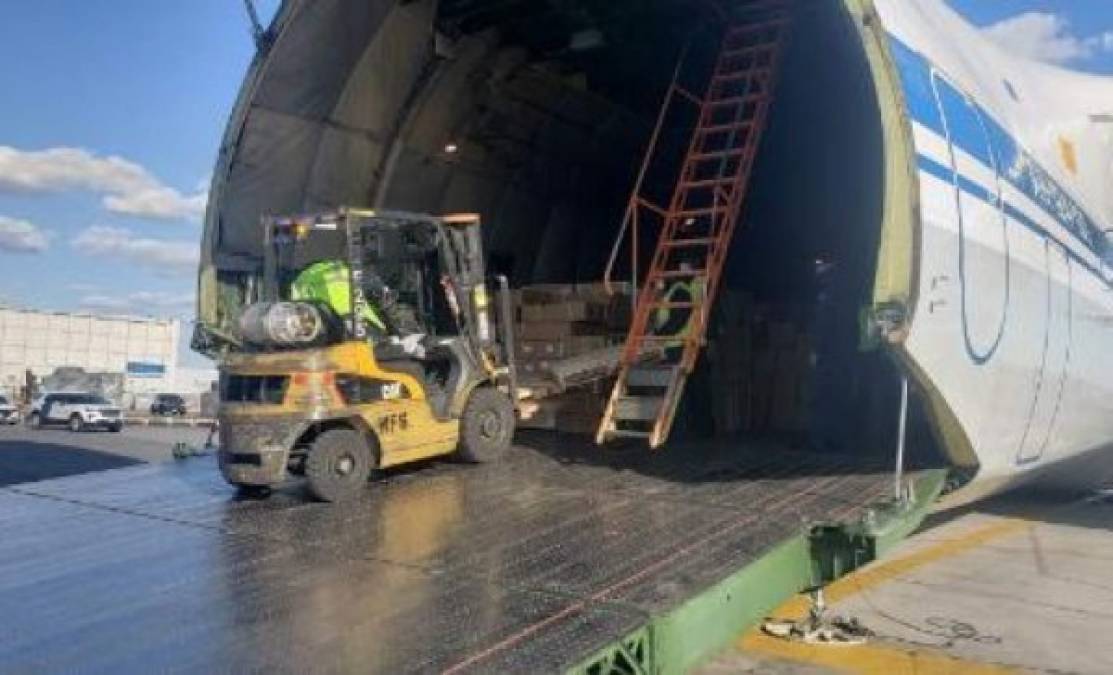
[707,291,813,437]
[513,282,631,378]
[514,282,632,433]
[510,284,813,438]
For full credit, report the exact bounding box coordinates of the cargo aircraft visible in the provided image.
[196,0,1113,499]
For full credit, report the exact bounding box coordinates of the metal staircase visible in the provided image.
[597,2,792,448]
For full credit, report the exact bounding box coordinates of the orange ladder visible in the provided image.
[597,2,792,448]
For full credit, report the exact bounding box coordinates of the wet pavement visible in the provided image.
[0,432,902,673]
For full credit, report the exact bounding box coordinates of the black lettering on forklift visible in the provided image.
[377,412,409,435]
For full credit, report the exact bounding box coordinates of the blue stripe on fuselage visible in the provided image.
[917,153,1107,282]
[888,36,1110,285]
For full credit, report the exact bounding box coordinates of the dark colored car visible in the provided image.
[150,394,187,416]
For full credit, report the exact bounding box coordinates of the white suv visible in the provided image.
[30,392,123,432]
[0,395,19,425]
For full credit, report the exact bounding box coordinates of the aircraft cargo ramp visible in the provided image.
[0,434,943,674]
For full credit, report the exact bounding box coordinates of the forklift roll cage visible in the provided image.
[258,207,519,402]
[262,210,472,334]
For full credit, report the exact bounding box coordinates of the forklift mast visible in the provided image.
[437,214,494,350]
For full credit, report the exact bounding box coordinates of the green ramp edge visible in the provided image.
[568,467,948,675]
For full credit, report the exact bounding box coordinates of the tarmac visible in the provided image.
[0,424,209,485]
[702,473,1113,674]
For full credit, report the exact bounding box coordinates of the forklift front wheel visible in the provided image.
[235,484,273,500]
[305,429,373,502]
[456,387,516,463]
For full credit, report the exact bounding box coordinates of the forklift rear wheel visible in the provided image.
[457,387,515,463]
[305,429,373,502]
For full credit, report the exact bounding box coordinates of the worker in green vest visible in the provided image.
[290,260,388,335]
[653,261,705,355]
[290,260,429,375]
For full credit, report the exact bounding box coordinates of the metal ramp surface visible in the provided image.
[0,435,932,673]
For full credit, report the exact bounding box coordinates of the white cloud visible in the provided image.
[983,12,1113,65]
[0,215,50,253]
[0,146,208,222]
[72,225,199,275]
[103,187,208,221]
[78,289,195,315]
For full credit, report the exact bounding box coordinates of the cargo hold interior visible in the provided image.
[203,0,946,465]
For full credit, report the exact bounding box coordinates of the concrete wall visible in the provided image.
[0,307,180,400]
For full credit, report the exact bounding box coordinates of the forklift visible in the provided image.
[217,209,521,502]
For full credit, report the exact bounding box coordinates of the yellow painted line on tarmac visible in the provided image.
[737,517,1034,674]
[740,633,1019,675]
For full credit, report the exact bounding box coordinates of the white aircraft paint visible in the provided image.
[873,0,1113,486]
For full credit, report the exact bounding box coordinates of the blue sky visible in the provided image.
[0,0,279,366]
[0,1,1109,369]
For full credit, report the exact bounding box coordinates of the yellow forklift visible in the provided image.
[217,209,521,502]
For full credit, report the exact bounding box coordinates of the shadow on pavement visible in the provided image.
[516,428,944,486]
[922,442,1113,535]
[0,440,141,487]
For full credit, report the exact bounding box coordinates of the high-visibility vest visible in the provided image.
[654,278,703,343]
[291,260,387,333]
